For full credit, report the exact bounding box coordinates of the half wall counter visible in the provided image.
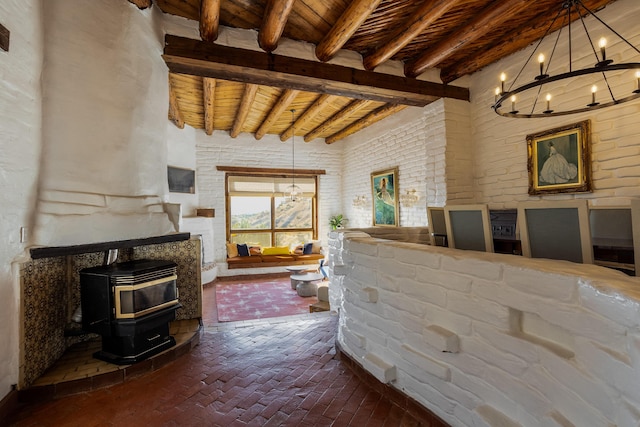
[327,230,640,427]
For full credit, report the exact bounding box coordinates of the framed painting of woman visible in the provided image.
[371,167,399,226]
[526,120,592,195]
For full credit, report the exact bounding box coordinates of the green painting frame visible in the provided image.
[371,167,399,226]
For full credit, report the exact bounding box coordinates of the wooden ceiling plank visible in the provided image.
[304,99,370,142]
[129,0,153,9]
[325,103,406,144]
[200,0,221,42]
[163,35,469,107]
[230,83,259,138]
[255,89,300,140]
[203,77,216,135]
[405,0,529,78]
[363,0,461,70]
[169,77,185,129]
[259,0,296,52]
[280,94,336,141]
[315,0,382,62]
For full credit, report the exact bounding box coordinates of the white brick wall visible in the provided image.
[468,0,640,208]
[330,232,640,427]
[195,129,343,275]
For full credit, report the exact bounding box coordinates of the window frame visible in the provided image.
[225,172,319,246]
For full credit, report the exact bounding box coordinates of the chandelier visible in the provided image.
[286,109,302,202]
[493,0,640,118]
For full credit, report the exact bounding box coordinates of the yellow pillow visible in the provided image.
[262,246,290,255]
[226,242,239,258]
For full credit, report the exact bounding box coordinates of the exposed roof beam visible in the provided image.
[163,35,469,107]
[363,0,460,71]
[129,0,153,9]
[259,0,296,52]
[255,89,299,140]
[203,77,216,135]
[304,99,370,142]
[168,77,184,129]
[230,84,259,138]
[315,0,382,62]
[280,94,337,141]
[405,0,528,78]
[199,0,221,42]
[326,104,406,144]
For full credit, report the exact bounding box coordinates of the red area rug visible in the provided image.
[215,276,318,322]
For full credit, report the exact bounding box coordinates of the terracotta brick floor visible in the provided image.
[8,313,440,426]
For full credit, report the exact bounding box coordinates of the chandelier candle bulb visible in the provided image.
[538,53,544,75]
[591,85,597,105]
[635,71,640,93]
[544,93,553,113]
[599,37,607,61]
[511,95,516,111]
[495,87,500,102]
[500,72,506,94]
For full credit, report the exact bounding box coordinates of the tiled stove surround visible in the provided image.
[19,237,202,389]
[328,231,640,427]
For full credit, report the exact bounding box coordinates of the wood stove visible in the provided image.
[80,259,181,364]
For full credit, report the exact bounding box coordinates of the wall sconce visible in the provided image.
[399,189,419,207]
[352,195,368,208]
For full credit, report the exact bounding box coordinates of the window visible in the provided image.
[227,174,317,248]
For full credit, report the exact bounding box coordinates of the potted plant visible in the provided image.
[329,214,347,230]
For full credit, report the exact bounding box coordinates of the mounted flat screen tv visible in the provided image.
[168,166,195,194]
[444,205,494,252]
[518,200,592,264]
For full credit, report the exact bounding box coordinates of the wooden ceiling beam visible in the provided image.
[304,99,370,142]
[199,0,221,43]
[230,83,259,138]
[259,0,296,52]
[325,104,406,144]
[255,89,299,140]
[280,94,337,141]
[203,77,216,135]
[163,35,469,107]
[363,0,460,71]
[168,78,184,129]
[405,0,529,78]
[129,0,153,9]
[315,0,382,62]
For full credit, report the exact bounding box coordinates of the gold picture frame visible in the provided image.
[526,120,592,195]
[371,167,399,226]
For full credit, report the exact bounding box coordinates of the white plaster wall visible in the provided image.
[33,0,175,246]
[330,233,640,427]
[0,0,43,400]
[195,130,343,276]
[340,98,472,229]
[468,0,640,208]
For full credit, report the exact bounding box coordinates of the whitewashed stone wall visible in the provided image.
[329,232,640,426]
[468,0,640,208]
[0,0,43,401]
